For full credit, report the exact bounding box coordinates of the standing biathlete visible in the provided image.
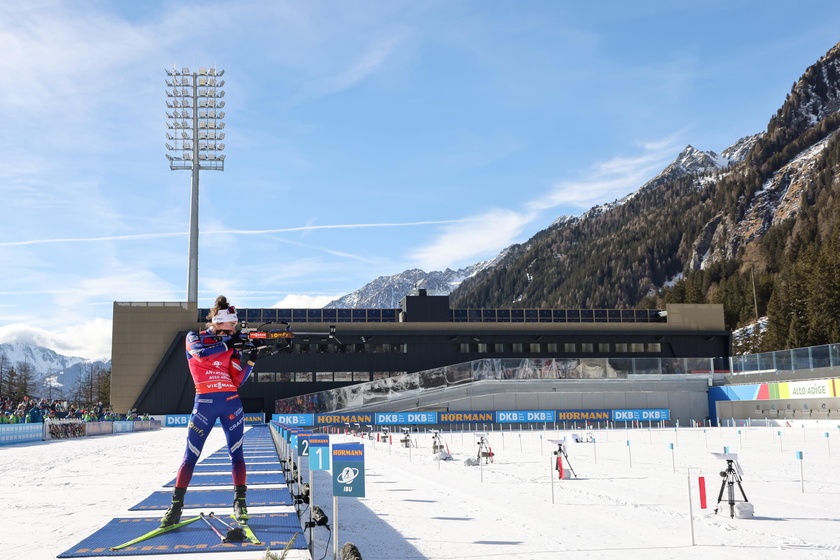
[160,295,270,528]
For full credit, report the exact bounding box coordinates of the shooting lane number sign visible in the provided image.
[308,434,330,470]
[332,443,365,497]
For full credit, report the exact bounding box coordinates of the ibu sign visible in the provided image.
[332,443,365,497]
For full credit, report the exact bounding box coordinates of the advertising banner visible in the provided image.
[556,410,611,422]
[375,412,438,425]
[272,413,314,426]
[612,409,670,422]
[437,411,494,424]
[495,410,556,423]
[315,413,375,426]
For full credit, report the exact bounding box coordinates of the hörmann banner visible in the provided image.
[556,410,611,422]
[437,411,495,424]
[315,413,375,425]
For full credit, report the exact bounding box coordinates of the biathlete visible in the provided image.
[160,295,270,528]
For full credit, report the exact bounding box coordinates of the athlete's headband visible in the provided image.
[212,306,238,323]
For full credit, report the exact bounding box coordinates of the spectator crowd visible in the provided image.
[0,395,150,424]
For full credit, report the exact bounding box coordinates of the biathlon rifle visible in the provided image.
[238,321,340,354]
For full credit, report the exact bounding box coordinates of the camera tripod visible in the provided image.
[476,436,494,464]
[714,459,749,518]
[553,442,577,478]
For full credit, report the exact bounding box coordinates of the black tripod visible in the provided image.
[476,436,494,464]
[553,443,577,478]
[714,459,748,518]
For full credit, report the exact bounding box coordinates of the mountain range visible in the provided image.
[326,41,840,352]
[0,341,111,401]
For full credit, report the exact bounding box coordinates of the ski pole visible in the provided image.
[209,512,246,541]
[200,512,230,543]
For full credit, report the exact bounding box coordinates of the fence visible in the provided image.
[0,419,161,447]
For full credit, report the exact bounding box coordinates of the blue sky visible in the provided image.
[1,1,839,361]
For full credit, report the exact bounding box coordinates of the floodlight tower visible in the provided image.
[164,65,227,304]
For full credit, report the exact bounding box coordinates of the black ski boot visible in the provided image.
[233,484,249,522]
[160,486,186,528]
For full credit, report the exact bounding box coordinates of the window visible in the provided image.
[529,343,541,353]
[460,343,471,353]
[647,343,661,353]
[257,372,275,382]
[581,343,594,353]
[372,371,389,380]
[477,343,489,353]
[630,343,644,353]
[334,371,353,382]
[598,343,610,353]
[615,343,628,353]
[296,372,313,381]
[564,343,576,352]
[547,343,558,353]
[316,371,333,382]
[511,343,523,353]
[494,343,505,353]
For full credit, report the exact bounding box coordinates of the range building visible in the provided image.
[110,292,730,416]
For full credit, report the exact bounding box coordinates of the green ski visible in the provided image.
[110,515,202,551]
[229,514,264,546]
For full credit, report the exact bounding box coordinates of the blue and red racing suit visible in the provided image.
[173,329,255,489]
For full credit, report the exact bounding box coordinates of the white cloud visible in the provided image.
[529,139,681,213]
[0,319,112,361]
[410,135,684,272]
[410,209,534,271]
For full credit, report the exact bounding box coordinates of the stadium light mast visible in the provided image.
[164,65,227,304]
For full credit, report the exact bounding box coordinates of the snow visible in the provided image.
[4,421,840,560]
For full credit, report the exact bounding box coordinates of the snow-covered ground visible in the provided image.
[4,421,840,560]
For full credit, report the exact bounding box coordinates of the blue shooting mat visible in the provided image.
[205,453,278,461]
[192,461,281,472]
[163,472,286,487]
[57,512,307,558]
[129,487,293,511]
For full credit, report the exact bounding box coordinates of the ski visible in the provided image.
[110,515,202,551]
[230,514,264,546]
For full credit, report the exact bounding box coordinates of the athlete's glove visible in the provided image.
[247,346,271,364]
[225,332,248,349]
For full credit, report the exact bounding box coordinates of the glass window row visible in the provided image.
[450,309,664,323]
[198,308,664,324]
[255,371,403,383]
[457,342,662,354]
